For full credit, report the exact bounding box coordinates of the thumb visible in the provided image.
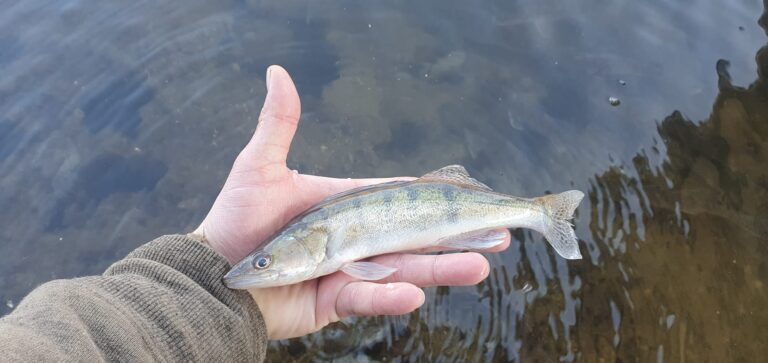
[240,65,301,172]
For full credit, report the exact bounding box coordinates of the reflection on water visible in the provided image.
[575,51,768,360]
[1,0,767,361]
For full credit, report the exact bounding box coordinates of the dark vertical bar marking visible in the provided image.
[382,190,394,204]
[407,188,420,202]
[442,185,457,202]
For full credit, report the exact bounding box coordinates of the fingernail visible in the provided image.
[266,67,274,91]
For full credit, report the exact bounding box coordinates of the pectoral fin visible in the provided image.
[436,229,508,250]
[341,261,398,280]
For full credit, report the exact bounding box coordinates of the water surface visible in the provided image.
[1,0,766,361]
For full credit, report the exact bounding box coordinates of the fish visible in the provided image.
[224,165,584,289]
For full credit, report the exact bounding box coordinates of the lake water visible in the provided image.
[1,0,767,361]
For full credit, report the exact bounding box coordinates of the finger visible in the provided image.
[246,65,301,167]
[371,252,491,287]
[335,282,424,319]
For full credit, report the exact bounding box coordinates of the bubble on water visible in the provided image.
[608,96,621,106]
[508,110,523,130]
[665,314,675,329]
[521,282,532,293]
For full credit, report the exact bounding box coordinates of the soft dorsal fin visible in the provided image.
[419,165,493,191]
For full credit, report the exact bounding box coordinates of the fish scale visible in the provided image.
[328,183,517,260]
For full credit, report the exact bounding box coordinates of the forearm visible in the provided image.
[0,235,267,362]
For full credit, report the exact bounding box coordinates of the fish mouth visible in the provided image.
[223,270,279,289]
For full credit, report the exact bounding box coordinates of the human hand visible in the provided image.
[194,66,510,340]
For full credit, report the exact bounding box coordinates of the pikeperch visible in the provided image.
[224,165,584,289]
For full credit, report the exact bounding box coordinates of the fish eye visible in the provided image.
[252,253,272,270]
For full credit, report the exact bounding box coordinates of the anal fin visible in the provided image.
[436,229,507,250]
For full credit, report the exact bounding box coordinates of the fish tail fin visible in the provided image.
[536,190,584,259]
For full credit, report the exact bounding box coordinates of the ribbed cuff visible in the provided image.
[104,235,267,358]
[122,235,235,301]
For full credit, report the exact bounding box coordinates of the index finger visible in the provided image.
[371,252,492,287]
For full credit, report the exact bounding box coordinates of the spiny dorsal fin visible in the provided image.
[419,165,493,191]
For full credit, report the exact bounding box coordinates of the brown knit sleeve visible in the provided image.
[0,235,268,362]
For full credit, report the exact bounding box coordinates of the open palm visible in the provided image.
[194,66,510,340]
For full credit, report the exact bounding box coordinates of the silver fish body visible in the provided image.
[224,165,583,289]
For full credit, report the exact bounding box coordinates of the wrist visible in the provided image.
[189,224,240,265]
[186,229,209,247]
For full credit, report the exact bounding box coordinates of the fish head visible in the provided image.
[223,224,328,289]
